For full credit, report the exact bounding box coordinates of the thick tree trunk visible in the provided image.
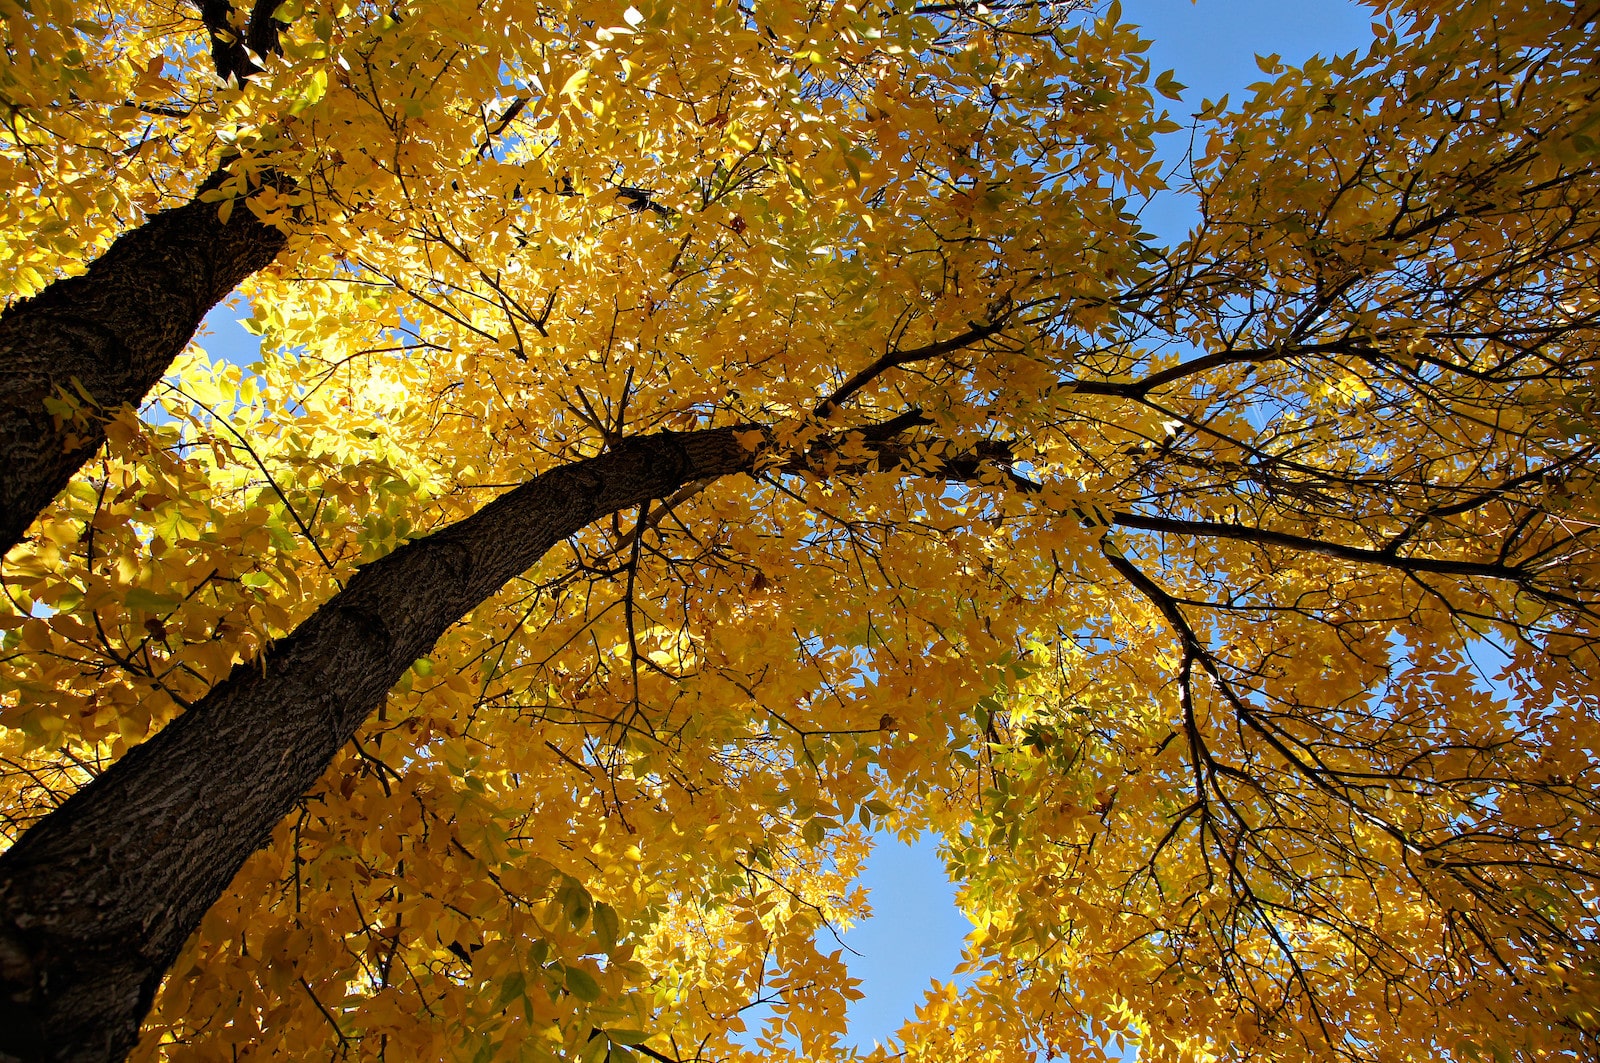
[0,173,286,558]
[0,427,754,1063]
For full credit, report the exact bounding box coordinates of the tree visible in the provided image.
[0,0,1596,1061]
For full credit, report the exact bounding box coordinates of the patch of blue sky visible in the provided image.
[837,830,973,1051]
[1125,0,1377,245]
[195,292,264,368]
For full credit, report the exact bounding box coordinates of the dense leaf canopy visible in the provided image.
[1,0,1597,1061]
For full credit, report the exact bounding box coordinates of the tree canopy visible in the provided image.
[0,0,1597,1061]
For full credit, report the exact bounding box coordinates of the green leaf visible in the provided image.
[565,965,601,1002]
[496,971,527,1009]
[558,879,591,929]
[592,902,619,951]
[124,588,179,614]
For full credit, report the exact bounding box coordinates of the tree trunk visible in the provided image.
[0,427,754,1063]
[0,173,286,558]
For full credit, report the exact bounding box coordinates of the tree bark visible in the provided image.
[0,427,755,1063]
[0,173,286,558]
[195,0,284,85]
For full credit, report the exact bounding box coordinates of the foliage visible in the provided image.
[1,0,1598,1061]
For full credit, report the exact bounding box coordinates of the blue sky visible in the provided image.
[1129,0,1382,244]
[838,0,1376,1052]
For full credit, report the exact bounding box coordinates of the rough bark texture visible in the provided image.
[0,174,286,558]
[0,427,754,1063]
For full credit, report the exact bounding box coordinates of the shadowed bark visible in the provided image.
[0,427,757,1062]
[0,174,286,557]
[196,0,284,84]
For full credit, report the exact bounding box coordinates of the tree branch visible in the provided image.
[1108,511,1550,586]
[0,170,287,558]
[194,0,283,84]
[814,318,1013,417]
[0,412,1001,1058]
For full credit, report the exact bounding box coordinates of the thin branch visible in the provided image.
[814,318,1013,417]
